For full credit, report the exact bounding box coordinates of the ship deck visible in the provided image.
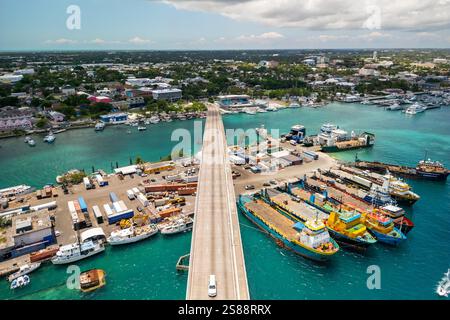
[244,200,298,241]
[270,193,328,221]
[304,178,372,211]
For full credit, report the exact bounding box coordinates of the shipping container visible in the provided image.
[118,200,127,211]
[154,198,168,207]
[137,193,149,207]
[109,192,119,203]
[83,177,93,189]
[127,189,135,200]
[78,196,88,213]
[31,201,57,211]
[107,209,134,224]
[92,205,103,224]
[103,203,113,217]
[132,187,140,194]
[112,201,122,213]
[96,174,108,187]
[303,150,319,160]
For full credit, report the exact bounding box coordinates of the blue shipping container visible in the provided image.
[107,209,134,224]
[78,196,88,212]
[109,192,119,203]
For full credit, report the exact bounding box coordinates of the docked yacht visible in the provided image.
[94,122,105,131]
[289,103,301,108]
[8,263,41,282]
[149,116,160,124]
[51,228,106,265]
[266,105,277,112]
[243,107,257,115]
[160,217,194,235]
[43,132,56,143]
[405,103,426,115]
[107,224,159,245]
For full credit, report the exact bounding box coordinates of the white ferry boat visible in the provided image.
[160,217,194,235]
[107,224,159,246]
[51,228,106,265]
[8,263,41,282]
[405,103,426,115]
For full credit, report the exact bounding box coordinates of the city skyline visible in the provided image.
[1,0,450,51]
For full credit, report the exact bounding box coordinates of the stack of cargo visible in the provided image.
[68,200,89,230]
[96,174,108,187]
[158,207,182,218]
[105,192,134,224]
[92,205,104,224]
[137,192,149,207]
[127,189,135,200]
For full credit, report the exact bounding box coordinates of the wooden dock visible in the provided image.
[176,253,190,271]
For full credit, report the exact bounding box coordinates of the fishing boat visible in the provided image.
[416,159,449,181]
[107,224,159,245]
[10,275,30,290]
[160,217,194,235]
[436,269,450,298]
[79,269,106,293]
[362,211,406,245]
[380,205,414,234]
[238,195,339,262]
[94,122,105,131]
[326,210,377,250]
[43,132,56,143]
[8,263,41,282]
[405,102,426,115]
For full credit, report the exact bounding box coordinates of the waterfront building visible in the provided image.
[88,96,113,104]
[0,116,33,132]
[127,96,146,109]
[0,210,56,261]
[48,111,65,122]
[152,88,182,101]
[99,112,128,124]
[217,95,253,109]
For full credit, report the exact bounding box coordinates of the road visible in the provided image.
[187,104,249,300]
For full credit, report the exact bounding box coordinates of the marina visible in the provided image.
[0,102,449,299]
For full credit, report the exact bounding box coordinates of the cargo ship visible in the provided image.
[361,211,406,246]
[316,123,375,152]
[325,210,377,250]
[352,156,449,181]
[237,195,339,262]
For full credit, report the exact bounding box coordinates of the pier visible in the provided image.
[186,104,249,300]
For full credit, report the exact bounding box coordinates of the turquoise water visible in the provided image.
[0,103,449,299]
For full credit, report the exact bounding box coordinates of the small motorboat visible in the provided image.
[43,133,56,143]
[8,262,41,282]
[24,136,32,143]
[28,139,36,146]
[79,269,106,293]
[10,275,30,290]
[137,126,147,131]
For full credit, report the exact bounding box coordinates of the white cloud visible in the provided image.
[129,36,152,44]
[163,0,450,31]
[236,32,285,42]
[44,38,78,44]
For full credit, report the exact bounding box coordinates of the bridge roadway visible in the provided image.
[186,104,249,300]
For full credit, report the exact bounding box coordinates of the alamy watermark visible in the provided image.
[66,5,81,30]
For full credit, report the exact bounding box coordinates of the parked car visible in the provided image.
[245,185,255,190]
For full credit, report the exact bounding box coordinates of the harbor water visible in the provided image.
[0,103,449,299]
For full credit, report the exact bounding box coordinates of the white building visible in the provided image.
[0,74,23,84]
[152,88,182,101]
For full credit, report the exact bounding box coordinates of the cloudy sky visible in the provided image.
[0,0,449,50]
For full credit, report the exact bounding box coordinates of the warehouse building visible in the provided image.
[152,88,182,101]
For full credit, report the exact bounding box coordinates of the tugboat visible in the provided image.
[79,269,106,293]
[326,210,377,250]
[362,211,406,246]
[416,159,449,181]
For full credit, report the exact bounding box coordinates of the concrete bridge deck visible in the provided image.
[186,104,249,300]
